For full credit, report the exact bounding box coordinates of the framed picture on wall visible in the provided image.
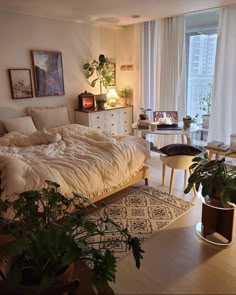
[8,69,33,99]
[31,50,65,97]
[109,63,116,86]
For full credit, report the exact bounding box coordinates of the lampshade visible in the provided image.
[106,89,119,99]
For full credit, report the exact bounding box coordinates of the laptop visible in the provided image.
[153,111,181,130]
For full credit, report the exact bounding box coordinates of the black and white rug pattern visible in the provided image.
[88,186,194,262]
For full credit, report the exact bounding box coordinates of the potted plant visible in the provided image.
[184,153,236,206]
[119,86,132,106]
[0,181,144,294]
[198,83,212,129]
[139,108,152,120]
[184,153,236,244]
[83,54,115,110]
[182,115,198,130]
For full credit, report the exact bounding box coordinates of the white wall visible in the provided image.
[0,11,126,122]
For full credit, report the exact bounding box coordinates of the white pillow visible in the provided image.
[2,116,37,135]
[27,106,70,130]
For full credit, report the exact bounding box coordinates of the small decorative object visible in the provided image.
[119,86,132,106]
[150,122,158,131]
[0,181,144,294]
[106,88,119,107]
[184,153,236,245]
[182,115,198,130]
[31,50,65,97]
[78,90,95,110]
[83,54,116,110]
[139,108,152,120]
[120,65,134,71]
[8,69,33,99]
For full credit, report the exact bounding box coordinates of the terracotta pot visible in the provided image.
[120,97,128,106]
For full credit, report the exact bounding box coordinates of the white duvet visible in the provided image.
[0,124,149,200]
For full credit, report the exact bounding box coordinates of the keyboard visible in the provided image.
[157,126,182,130]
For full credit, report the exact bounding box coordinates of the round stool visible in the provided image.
[160,154,196,195]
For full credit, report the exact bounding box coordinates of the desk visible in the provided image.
[205,147,236,160]
[132,123,199,145]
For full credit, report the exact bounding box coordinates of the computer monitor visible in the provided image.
[153,111,178,126]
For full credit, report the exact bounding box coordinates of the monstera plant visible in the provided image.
[0,181,144,294]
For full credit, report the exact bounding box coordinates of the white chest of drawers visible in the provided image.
[74,106,133,136]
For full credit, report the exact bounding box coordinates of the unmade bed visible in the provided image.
[0,124,150,203]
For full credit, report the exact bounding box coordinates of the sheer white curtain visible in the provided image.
[138,16,186,147]
[133,22,159,122]
[208,6,236,144]
[158,16,186,118]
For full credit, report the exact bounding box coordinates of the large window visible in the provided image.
[186,31,217,117]
[185,27,218,146]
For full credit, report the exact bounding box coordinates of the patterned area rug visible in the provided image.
[89,186,194,262]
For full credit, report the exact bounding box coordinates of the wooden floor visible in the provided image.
[107,152,236,294]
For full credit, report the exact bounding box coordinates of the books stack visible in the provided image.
[206,141,230,151]
[137,119,149,129]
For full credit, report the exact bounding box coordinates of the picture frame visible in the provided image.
[109,63,116,86]
[8,69,33,99]
[31,50,65,97]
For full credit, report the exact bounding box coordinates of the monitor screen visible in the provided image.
[153,111,178,125]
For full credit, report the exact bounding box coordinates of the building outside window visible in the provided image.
[185,10,219,146]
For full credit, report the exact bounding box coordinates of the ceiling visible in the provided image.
[0,0,236,27]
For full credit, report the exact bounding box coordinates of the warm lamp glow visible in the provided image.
[106,89,119,99]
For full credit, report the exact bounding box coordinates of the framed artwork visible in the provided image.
[109,63,116,86]
[8,69,33,99]
[31,50,65,97]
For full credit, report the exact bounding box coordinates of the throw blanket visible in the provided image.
[0,124,149,200]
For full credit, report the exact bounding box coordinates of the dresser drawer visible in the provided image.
[105,110,119,122]
[119,127,132,136]
[105,120,119,130]
[119,107,133,121]
[90,122,104,131]
[90,112,105,124]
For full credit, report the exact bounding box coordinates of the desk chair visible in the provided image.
[160,154,196,195]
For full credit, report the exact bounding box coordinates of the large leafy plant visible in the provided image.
[83,54,115,94]
[184,153,236,207]
[0,181,144,293]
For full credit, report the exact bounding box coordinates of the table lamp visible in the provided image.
[107,89,119,107]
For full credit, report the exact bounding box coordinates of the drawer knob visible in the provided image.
[125,121,127,123]
[98,127,100,129]
[97,116,100,119]
[112,124,114,126]
[112,114,114,116]
[124,112,126,114]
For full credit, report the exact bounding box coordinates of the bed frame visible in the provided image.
[91,165,149,204]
